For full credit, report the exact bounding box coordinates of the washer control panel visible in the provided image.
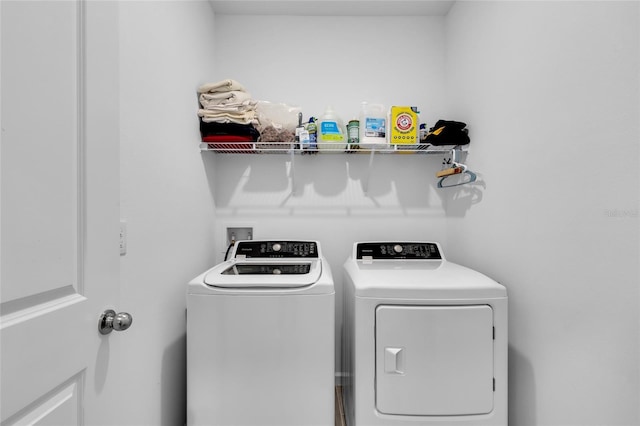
[235,241,319,258]
[356,242,442,260]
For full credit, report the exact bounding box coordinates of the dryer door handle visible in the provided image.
[384,347,404,375]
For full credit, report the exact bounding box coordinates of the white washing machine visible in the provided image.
[187,240,335,426]
[342,242,508,426]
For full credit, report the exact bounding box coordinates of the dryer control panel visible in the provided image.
[234,240,319,258]
[356,242,442,260]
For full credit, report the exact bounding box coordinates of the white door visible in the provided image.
[1,1,124,424]
[375,304,495,416]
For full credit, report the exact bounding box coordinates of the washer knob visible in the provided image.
[394,244,403,253]
[272,243,282,252]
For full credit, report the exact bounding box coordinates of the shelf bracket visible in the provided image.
[362,149,376,195]
[290,148,296,195]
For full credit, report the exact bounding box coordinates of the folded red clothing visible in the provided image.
[203,137,255,152]
[202,135,255,142]
[205,143,255,152]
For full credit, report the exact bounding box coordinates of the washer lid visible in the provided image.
[204,259,323,288]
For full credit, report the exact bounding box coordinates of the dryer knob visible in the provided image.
[394,244,403,253]
[272,243,282,252]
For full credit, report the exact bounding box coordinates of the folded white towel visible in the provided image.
[200,100,258,114]
[200,90,251,102]
[198,108,257,125]
[199,91,253,109]
[197,79,245,94]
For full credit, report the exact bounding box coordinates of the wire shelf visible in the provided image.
[199,142,467,154]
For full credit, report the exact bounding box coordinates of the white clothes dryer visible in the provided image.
[342,242,507,426]
[187,240,335,426]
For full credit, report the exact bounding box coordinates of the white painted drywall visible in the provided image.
[444,2,640,425]
[118,2,217,424]
[6,1,636,424]
[212,13,451,374]
[211,2,639,423]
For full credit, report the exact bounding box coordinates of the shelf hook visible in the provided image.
[436,147,477,188]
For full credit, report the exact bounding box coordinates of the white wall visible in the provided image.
[118,2,217,424]
[113,2,639,424]
[444,2,640,425]
[214,15,447,123]
[211,13,451,373]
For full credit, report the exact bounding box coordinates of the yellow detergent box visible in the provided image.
[389,106,419,144]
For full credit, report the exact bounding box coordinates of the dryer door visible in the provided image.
[375,305,494,416]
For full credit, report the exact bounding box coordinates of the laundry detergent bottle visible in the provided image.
[317,106,347,151]
[359,102,387,147]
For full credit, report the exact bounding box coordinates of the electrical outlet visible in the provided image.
[119,220,127,255]
[226,227,253,246]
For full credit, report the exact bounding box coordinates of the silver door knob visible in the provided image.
[99,309,133,335]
